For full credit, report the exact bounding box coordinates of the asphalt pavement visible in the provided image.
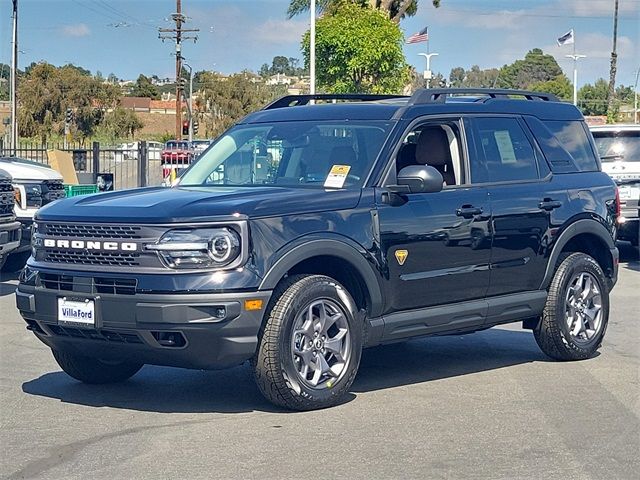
[1,244,638,480]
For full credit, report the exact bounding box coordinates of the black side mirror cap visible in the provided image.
[390,165,443,194]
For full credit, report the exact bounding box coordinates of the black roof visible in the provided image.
[241,89,583,124]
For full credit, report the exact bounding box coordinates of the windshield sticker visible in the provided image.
[324,165,351,188]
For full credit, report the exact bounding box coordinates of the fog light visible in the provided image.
[213,307,226,319]
[244,299,263,311]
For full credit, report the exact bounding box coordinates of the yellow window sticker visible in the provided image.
[324,165,352,188]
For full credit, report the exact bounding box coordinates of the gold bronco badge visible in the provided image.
[395,249,408,266]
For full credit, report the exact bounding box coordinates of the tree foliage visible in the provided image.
[288,0,440,22]
[530,75,573,101]
[197,72,287,137]
[449,65,500,88]
[17,62,121,141]
[301,3,409,94]
[496,48,563,90]
[98,106,143,140]
[259,56,307,77]
[129,74,160,99]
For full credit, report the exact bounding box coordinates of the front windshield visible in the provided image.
[179,120,391,188]
[592,131,640,162]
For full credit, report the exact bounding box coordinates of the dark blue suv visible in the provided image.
[16,89,619,410]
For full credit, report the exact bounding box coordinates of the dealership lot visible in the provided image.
[1,244,638,480]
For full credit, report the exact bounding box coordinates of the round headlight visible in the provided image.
[210,231,238,263]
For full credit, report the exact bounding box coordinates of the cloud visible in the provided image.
[566,0,638,17]
[61,24,90,37]
[252,19,307,45]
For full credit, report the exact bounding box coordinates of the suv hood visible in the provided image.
[0,160,63,182]
[35,185,363,223]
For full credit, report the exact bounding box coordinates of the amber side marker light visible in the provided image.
[244,299,264,311]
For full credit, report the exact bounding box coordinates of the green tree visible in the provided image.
[301,3,409,94]
[448,65,500,88]
[99,106,144,140]
[129,74,160,99]
[198,71,287,137]
[288,0,440,22]
[17,62,121,141]
[497,48,563,90]
[578,79,609,116]
[530,75,573,101]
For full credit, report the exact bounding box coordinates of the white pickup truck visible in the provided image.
[0,157,66,271]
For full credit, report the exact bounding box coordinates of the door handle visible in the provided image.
[538,199,562,211]
[456,205,483,218]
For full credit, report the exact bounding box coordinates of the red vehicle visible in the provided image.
[161,140,194,180]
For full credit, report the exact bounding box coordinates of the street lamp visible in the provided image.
[565,53,586,106]
[418,53,439,88]
[182,62,194,143]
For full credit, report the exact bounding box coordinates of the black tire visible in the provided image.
[1,251,30,272]
[52,349,143,384]
[253,274,363,411]
[534,253,609,361]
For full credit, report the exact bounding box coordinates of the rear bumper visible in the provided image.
[0,220,21,256]
[16,284,272,370]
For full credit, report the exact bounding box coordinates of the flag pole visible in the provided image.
[565,30,586,106]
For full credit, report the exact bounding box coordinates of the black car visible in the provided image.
[0,169,21,270]
[16,89,619,410]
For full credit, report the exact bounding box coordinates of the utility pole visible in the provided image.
[310,0,316,95]
[10,0,18,154]
[634,68,639,124]
[606,0,619,121]
[159,0,198,139]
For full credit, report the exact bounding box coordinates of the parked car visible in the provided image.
[0,169,21,270]
[191,139,212,157]
[0,157,65,271]
[114,141,163,162]
[590,124,639,246]
[161,140,194,181]
[16,90,619,410]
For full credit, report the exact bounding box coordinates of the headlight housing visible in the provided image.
[147,227,242,269]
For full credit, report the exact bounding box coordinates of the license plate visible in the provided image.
[619,185,640,201]
[57,297,95,327]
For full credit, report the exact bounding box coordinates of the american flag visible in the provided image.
[406,27,429,44]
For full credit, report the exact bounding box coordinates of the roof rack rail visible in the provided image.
[407,88,559,105]
[263,93,407,110]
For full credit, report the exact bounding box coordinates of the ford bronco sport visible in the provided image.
[16,89,619,410]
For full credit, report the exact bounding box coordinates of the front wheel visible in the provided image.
[534,253,609,361]
[253,274,363,411]
[52,350,143,384]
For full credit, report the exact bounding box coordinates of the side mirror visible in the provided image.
[394,165,443,194]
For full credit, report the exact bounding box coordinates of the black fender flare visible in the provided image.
[258,236,384,317]
[539,218,616,290]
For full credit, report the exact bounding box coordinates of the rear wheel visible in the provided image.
[52,349,143,384]
[534,253,609,361]
[253,274,363,411]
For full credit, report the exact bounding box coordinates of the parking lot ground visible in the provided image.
[1,244,638,480]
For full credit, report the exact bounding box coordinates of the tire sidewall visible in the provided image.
[554,255,610,356]
[277,278,363,407]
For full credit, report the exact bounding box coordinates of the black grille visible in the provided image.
[42,223,142,239]
[40,272,74,291]
[94,277,137,295]
[47,325,143,344]
[0,180,14,217]
[44,250,141,267]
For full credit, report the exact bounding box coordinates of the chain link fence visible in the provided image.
[0,141,163,190]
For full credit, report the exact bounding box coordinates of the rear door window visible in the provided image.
[471,117,540,183]
[544,121,599,171]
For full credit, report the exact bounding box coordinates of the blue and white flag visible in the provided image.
[557,29,574,46]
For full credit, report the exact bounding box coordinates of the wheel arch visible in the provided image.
[259,237,384,317]
[540,218,617,290]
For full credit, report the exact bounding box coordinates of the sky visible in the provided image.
[0,0,638,88]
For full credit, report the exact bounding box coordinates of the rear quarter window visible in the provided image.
[544,121,599,172]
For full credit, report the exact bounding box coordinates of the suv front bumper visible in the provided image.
[16,284,272,370]
[0,220,21,257]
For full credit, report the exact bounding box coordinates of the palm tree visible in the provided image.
[287,0,441,23]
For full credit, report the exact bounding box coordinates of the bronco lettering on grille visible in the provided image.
[43,239,138,251]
